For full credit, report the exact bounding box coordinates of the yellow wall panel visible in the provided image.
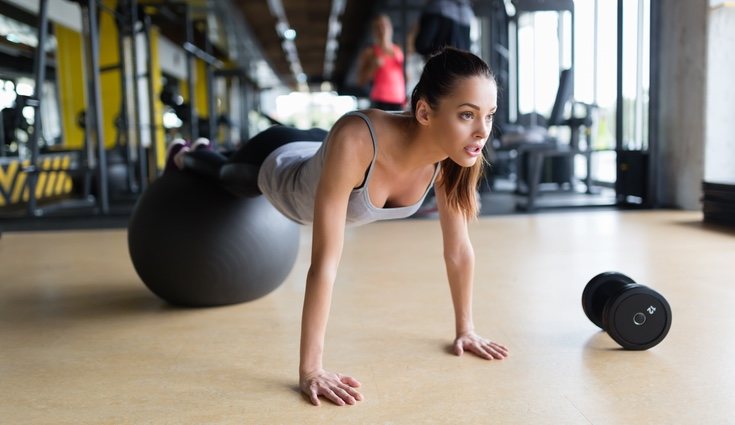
[55,24,86,149]
[196,59,209,118]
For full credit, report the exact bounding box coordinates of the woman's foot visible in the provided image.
[165,139,190,171]
[191,137,211,151]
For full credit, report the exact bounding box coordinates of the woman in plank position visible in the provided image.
[169,47,509,406]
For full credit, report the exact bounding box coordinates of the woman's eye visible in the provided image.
[486,114,495,122]
[460,112,474,120]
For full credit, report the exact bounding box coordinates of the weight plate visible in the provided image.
[582,271,635,329]
[605,286,672,350]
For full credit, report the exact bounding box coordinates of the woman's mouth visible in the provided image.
[464,144,483,157]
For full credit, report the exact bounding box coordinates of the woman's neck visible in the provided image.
[388,114,447,170]
[377,39,392,51]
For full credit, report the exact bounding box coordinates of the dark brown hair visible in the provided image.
[410,47,495,220]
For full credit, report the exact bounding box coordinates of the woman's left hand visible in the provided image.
[453,332,509,360]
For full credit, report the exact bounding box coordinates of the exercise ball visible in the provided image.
[127,169,300,307]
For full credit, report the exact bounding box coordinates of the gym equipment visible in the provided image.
[21,0,108,216]
[582,271,672,350]
[127,169,300,307]
[702,181,735,227]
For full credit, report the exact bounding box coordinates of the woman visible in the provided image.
[357,14,406,111]
[168,47,509,406]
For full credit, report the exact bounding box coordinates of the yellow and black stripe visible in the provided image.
[0,154,75,207]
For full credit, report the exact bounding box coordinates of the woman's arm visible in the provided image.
[299,117,373,406]
[357,47,380,87]
[435,181,509,360]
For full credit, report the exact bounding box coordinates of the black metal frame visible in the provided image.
[615,0,658,208]
[203,20,216,142]
[113,3,134,194]
[19,0,164,218]
[647,0,661,207]
[614,0,624,203]
[184,5,197,140]
[81,0,110,214]
[127,0,148,193]
[141,12,159,178]
[512,0,576,124]
[25,0,50,216]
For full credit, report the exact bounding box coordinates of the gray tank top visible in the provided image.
[257,111,440,226]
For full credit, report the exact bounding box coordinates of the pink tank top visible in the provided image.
[369,45,406,104]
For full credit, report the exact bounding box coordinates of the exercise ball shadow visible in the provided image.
[128,170,300,307]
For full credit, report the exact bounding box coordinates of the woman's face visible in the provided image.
[429,76,497,167]
[373,16,392,40]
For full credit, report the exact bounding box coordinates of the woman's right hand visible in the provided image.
[300,369,363,406]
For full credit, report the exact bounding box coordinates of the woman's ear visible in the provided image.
[415,100,432,125]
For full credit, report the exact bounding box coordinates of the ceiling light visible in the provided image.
[323,0,346,80]
[267,0,306,87]
[283,28,296,40]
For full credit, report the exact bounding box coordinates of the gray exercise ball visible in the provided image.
[127,169,300,307]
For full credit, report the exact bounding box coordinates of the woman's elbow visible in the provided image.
[443,244,475,267]
[306,264,338,285]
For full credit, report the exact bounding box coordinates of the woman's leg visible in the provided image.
[182,149,229,180]
[163,139,189,174]
[228,126,328,165]
[219,126,327,197]
[163,138,225,177]
[168,126,327,197]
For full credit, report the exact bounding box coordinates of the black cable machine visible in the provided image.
[19,0,162,218]
[22,0,104,217]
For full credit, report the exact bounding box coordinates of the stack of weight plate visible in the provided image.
[702,181,735,227]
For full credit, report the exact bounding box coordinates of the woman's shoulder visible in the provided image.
[343,108,407,123]
[334,109,394,131]
[332,110,376,135]
[391,44,404,58]
[324,112,377,158]
[335,109,404,138]
[361,45,377,58]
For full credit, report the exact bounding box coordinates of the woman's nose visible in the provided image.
[475,121,490,139]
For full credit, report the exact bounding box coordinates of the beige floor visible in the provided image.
[1,210,734,424]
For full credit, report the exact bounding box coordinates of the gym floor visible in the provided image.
[1,210,733,424]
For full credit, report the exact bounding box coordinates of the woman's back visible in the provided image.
[257,111,438,226]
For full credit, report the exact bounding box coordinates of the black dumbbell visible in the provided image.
[582,272,672,350]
